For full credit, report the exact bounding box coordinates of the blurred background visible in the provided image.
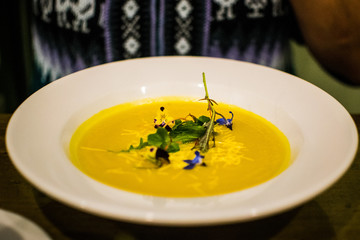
[1,1,359,114]
[0,1,32,113]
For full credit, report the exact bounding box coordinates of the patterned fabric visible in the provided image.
[31,0,297,91]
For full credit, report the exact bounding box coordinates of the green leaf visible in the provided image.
[147,127,180,153]
[170,121,206,143]
[170,119,183,132]
[122,138,148,152]
[197,115,211,125]
[167,142,180,153]
[147,127,169,148]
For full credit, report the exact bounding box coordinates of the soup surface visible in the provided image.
[69,97,291,197]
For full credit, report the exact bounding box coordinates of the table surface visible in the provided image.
[1,113,359,240]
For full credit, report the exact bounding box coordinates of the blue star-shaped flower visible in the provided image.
[216,111,234,130]
[183,151,206,170]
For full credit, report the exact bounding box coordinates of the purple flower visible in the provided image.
[216,111,234,130]
[154,106,173,130]
[183,151,206,170]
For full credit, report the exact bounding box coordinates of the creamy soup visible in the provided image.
[69,97,291,197]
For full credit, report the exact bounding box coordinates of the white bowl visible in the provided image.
[6,56,358,226]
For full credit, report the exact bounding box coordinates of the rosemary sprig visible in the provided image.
[116,72,233,169]
[198,72,217,152]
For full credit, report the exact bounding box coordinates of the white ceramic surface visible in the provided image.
[6,56,358,226]
[0,209,51,240]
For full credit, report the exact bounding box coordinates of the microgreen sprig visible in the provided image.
[118,72,234,169]
[197,72,217,152]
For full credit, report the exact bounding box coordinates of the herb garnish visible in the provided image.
[122,138,148,152]
[196,72,217,152]
[148,127,180,153]
[121,72,234,169]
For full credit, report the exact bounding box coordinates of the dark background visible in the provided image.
[1,1,358,114]
[0,1,32,113]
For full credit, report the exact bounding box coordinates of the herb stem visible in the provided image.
[199,73,216,152]
[203,72,210,99]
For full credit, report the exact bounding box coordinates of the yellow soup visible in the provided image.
[69,97,291,197]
